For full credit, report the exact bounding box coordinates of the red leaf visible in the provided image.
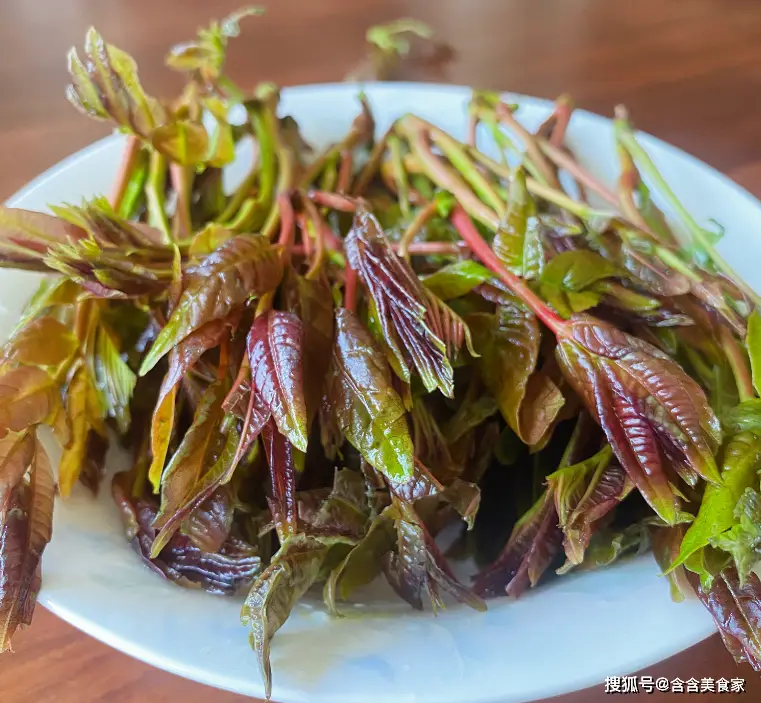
[247,311,308,452]
[694,567,761,670]
[0,433,54,652]
[140,235,282,374]
[261,420,298,539]
[473,491,562,598]
[556,317,721,524]
[346,211,454,396]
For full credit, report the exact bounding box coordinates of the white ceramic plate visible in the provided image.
[6,83,760,703]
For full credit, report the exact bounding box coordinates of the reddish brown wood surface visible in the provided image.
[2,0,761,700]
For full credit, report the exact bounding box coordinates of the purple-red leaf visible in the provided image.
[140,235,282,374]
[346,211,454,396]
[112,474,260,597]
[247,311,308,453]
[547,446,633,567]
[556,316,721,524]
[147,314,237,492]
[385,500,485,612]
[0,433,54,652]
[694,567,761,671]
[261,420,299,540]
[472,491,562,598]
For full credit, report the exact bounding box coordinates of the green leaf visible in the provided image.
[323,308,414,483]
[10,278,80,337]
[693,566,761,669]
[188,224,234,257]
[710,488,761,585]
[421,260,491,301]
[672,430,761,570]
[140,235,282,375]
[557,318,722,525]
[492,168,544,280]
[539,251,619,318]
[0,207,84,271]
[468,300,563,446]
[723,399,761,435]
[166,7,263,83]
[241,534,330,699]
[324,506,397,615]
[150,121,210,166]
[92,321,136,435]
[548,446,633,566]
[66,28,165,137]
[366,19,432,55]
[58,365,106,497]
[747,309,761,397]
[153,380,228,533]
[386,500,485,612]
[442,391,499,444]
[472,491,560,598]
[151,419,241,557]
[283,273,334,426]
[572,522,651,572]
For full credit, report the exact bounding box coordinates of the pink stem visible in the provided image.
[344,265,358,312]
[110,135,141,210]
[297,213,312,258]
[337,150,353,193]
[308,190,366,212]
[495,103,560,189]
[539,140,619,207]
[277,193,295,261]
[170,163,193,238]
[450,206,567,335]
[290,240,467,257]
[466,110,478,147]
[549,95,573,148]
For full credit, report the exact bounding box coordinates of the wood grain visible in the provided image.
[1,0,761,701]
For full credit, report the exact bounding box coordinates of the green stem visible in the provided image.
[718,324,754,402]
[219,162,258,224]
[261,125,298,240]
[170,163,194,239]
[110,136,142,212]
[398,201,438,261]
[424,119,507,219]
[395,115,500,231]
[352,128,391,196]
[494,102,561,189]
[301,103,373,189]
[388,134,411,218]
[302,198,327,281]
[117,150,149,220]
[538,139,619,207]
[523,179,616,221]
[145,150,170,243]
[649,244,702,283]
[614,111,760,306]
[319,154,339,193]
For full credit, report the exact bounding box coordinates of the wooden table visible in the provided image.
[1,0,761,700]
